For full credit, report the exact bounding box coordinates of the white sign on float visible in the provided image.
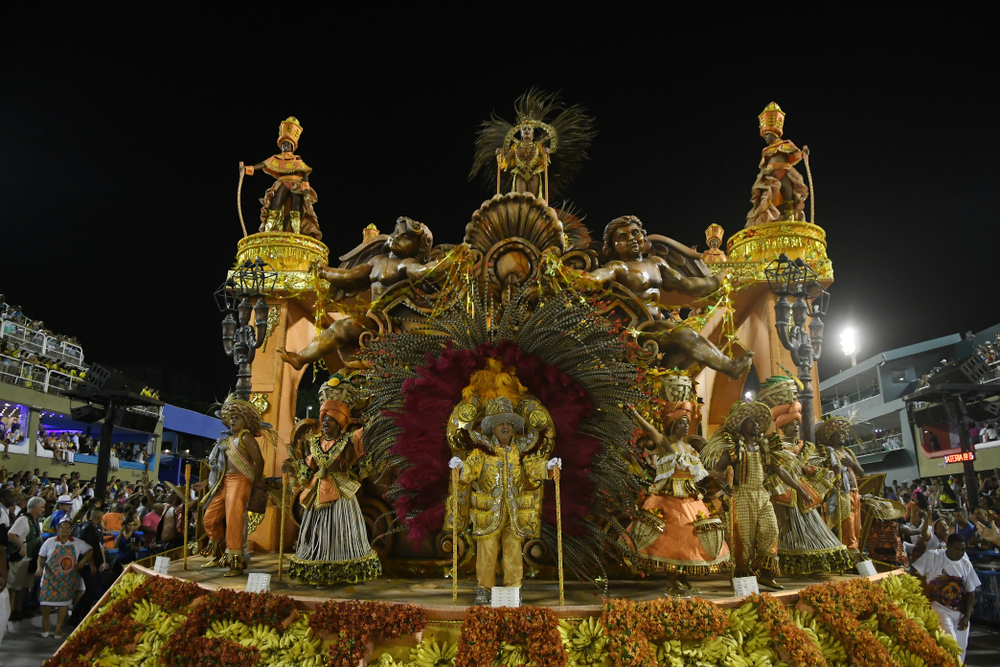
[856,560,878,577]
[491,586,520,608]
[153,557,171,574]
[246,573,271,593]
[732,575,760,597]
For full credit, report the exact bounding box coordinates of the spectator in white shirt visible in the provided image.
[911,534,981,663]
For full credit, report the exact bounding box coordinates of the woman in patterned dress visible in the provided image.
[35,518,93,638]
[286,400,381,585]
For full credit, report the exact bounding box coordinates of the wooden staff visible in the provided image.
[495,152,502,195]
[554,465,564,606]
[451,465,460,605]
[802,146,815,224]
[183,464,191,570]
[237,162,248,237]
[278,471,288,581]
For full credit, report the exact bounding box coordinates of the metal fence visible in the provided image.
[0,316,85,367]
[847,434,905,457]
[0,353,85,394]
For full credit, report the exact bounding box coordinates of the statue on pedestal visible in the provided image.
[701,224,728,263]
[470,89,596,201]
[622,374,731,597]
[277,217,466,370]
[198,395,270,577]
[589,216,753,379]
[701,401,809,590]
[447,395,560,606]
[815,416,865,562]
[746,103,810,227]
[758,377,853,575]
[285,400,381,585]
[241,117,322,240]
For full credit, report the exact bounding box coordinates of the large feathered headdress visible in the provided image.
[470,89,597,198]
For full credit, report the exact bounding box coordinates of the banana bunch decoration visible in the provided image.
[881,574,963,661]
[408,636,458,667]
[558,617,608,666]
[789,608,848,665]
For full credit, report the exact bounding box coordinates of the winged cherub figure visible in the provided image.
[277,217,467,369]
[589,216,753,379]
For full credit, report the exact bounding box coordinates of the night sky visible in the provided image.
[4,10,997,405]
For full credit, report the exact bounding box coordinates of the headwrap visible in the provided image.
[663,400,694,431]
[768,401,802,434]
[320,400,351,431]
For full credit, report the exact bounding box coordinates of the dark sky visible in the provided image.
[3,9,997,403]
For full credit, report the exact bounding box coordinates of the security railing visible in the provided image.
[848,434,904,457]
[0,354,85,394]
[1,316,85,368]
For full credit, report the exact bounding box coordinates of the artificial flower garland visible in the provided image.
[457,606,566,667]
[309,599,428,667]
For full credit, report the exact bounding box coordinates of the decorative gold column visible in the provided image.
[233,232,331,551]
[699,220,832,435]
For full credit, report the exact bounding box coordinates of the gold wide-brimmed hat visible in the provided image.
[481,396,524,433]
[757,375,798,408]
[722,401,773,436]
[815,416,851,446]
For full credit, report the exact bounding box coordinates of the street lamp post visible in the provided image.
[215,258,278,400]
[764,253,830,445]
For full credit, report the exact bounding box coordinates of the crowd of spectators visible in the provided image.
[0,466,197,643]
[0,296,86,393]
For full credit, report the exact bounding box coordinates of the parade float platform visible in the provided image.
[159,553,873,618]
[50,561,964,667]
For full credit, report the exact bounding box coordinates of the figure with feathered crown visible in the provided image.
[589,215,754,379]
[758,377,853,575]
[447,393,561,606]
[622,373,732,597]
[284,400,382,585]
[815,416,866,562]
[470,89,596,202]
[278,217,469,370]
[746,103,810,227]
[197,394,273,577]
[241,117,322,239]
[701,401,811,590]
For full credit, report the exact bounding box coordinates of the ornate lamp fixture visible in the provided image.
[214,259,277,400]
[764,253,829,443]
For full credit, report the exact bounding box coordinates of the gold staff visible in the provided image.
[554,464,564,606]
[451,465,460,605]
[543,155,550,203]
[237,162,248,237]
[183,464,191,570]
[802,146,815,225]
[278,471,288,581]
[495,152,502,195]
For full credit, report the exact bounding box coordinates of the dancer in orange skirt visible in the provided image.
[622,379,731,597]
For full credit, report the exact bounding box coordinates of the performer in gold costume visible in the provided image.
[746,103,810,227]
[623,374,731,597]
[242,116,322,239]
[286,400,382,585]
[701,224,728,263]
[448,396,560,605]
[198,395,268,577]
[702,402,807,589]
[816,416,865,562]
[758,377,853,575]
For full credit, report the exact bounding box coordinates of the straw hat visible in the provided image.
[722,401,773,436]
[815,416,851,446]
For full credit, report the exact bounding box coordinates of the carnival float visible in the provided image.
[48,95,962,667]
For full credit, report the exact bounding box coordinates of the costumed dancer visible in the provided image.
[758,376,853,575]
[241,116,322,239]
[815,416,865,562]
[287,400,381,585]
[701,402,806,590]
[198,395,271,577]
[448,396,560,606]
[622,374,731,597]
